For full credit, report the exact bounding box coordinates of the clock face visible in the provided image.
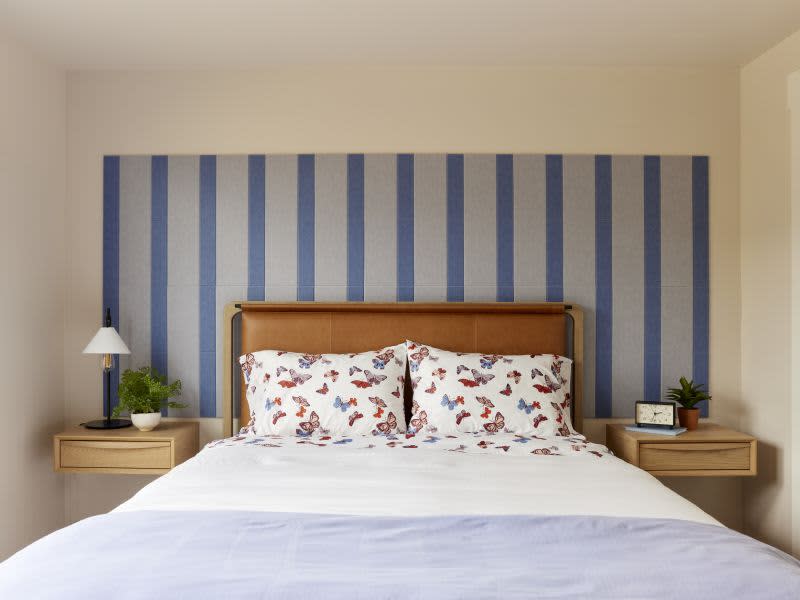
[636,403,674,426]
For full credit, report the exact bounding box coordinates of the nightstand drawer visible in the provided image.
[639,443,751,472]
[59,440,172,470]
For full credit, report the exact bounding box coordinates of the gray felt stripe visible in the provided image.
[463,154,496,301]
[265,155,299,301]
[513,155,547,301]
[413,154,448,301]
[562,155,596,419]
[660,156,693,396]
[118,156,151,376]
[315,154,348,301]
[610,156,644,418]
[167,156,200,417]
[364,154,397,300]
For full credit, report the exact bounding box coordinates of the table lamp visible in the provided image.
[82,307,132,429]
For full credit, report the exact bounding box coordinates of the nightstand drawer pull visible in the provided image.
[639,443,750,471]
[60,440,172,470]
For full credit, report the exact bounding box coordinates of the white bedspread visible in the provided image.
[116,432,718,527]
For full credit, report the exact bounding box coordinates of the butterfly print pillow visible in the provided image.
[405,341,575,437]
[239,343,407,436]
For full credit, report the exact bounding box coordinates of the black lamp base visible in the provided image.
[84,418,133,430]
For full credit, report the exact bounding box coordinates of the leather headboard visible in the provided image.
[223,303,583,435]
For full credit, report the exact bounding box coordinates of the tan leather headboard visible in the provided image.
[223,302,583,436]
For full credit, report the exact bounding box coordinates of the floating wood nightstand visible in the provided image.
[54,421,199,475]
[606,423,757,477]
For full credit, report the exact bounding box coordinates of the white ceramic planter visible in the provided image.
[131,412,161,431]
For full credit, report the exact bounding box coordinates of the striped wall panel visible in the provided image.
[103,153,710,419]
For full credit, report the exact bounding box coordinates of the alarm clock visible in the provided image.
[635,401,676,429]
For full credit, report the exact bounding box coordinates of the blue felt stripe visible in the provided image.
[199,155,217,418]
[546,155,564,302]
[347,154,365,301]
[692,156,710,417]
[297,155,315,301]
[103,156,120,415]
[247,155,266,301]
[150,156,168,416]
[595,155,613,418]
[396,154,415,302]
[643,156,661,401]
[447,154,465,302]
[496,154,514,302]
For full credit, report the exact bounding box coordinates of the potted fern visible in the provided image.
[666,376,711,431]
[112,367,186,431]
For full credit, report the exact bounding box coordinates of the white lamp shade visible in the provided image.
[82,326,131,355]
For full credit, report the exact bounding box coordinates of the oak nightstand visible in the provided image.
[54,421,199,475]
[606,423,757,477]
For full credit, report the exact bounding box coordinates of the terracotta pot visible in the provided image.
[677,407,699,430]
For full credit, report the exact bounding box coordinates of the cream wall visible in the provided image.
[740,29,800,555]
[64,67,743,526]
[0,35,66,559]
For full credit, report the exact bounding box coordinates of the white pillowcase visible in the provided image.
[405,341,575,437]
[240,344,407,436]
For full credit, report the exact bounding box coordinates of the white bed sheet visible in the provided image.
[115,432,719,527]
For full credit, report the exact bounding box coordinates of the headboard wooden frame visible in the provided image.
[223,302,583,437]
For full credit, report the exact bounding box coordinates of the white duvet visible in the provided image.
[116,431,719,527]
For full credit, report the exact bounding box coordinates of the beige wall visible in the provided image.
[740,29,800,555]
[0,35,66,559]
[65,67,743,526]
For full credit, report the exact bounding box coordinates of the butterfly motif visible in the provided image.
[532,368,561,392]
[351,370,387,388]
[479,354,502,369]
[531,447,554,455]
[532,414,549,428]
[298,354,322,369]
[240,353,259,381]
[264,397,282,411]
[589,450,604,458]
[316,382,329,395]
[272,410,287,425]
[499,384,512,396]
[333,396,358,412]
[262,372,271,383]
[431,368,447,380]
[455,409,471,425]
[333,438,353,445]
[372,349,395,370]
[496,445,510,452]
[507,370,522,384]
[476,396,495,408]
[471,369,495,385]
[410,376,421,390]
[477,440,492,449]
[324,369,339,382]
[409,410,428,432]
[557,423,571,436]
[375,412,398,434]
[349,366,363,377]
[276,366,288,377]
[517,398,542,414]
[411,400,420,415]
[440,394,465,411]
[293,396,310,417]
[456,364,470,375]
[348,412,364,427]
[391,386,401,398]
[278,369,312,388]
[369,396,387,418]
[297,411,320,435]
[425,381,437,394]
[483,412,505,433]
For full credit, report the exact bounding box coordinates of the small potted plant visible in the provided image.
[112,366,185,431]
[666,376,711,431]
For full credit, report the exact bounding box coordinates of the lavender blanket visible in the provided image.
[1,511,797,599]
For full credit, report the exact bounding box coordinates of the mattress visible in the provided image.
[1,431,798,599]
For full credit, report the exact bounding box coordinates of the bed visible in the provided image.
[1,303,798,599]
